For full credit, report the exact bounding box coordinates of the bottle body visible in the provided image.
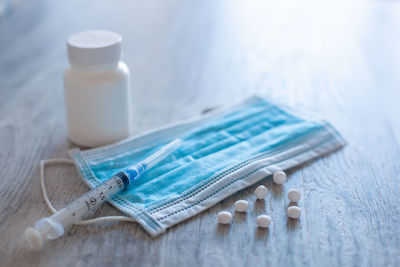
[63,62,132,147]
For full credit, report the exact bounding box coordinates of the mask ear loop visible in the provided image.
[40,159,136,225]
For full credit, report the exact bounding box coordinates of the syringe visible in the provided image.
[25,139,182,250]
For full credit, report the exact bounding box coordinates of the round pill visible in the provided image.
[255,185,268,199]
[217,211,232,224]
[288,189,301,202]
[287,206,301,219]
[234,200,249,212]
[273,171,287,184]
[256,215,271,228]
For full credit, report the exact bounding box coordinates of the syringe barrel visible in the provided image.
[26,139,182,249]
[58,174,126,225]
[25,173,126,249]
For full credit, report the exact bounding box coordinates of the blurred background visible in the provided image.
[0,0,399,137]
[1,0,400,266]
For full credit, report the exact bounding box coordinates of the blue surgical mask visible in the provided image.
[68,96,345,236]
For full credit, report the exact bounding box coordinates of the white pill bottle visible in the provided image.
[64,30,132,147]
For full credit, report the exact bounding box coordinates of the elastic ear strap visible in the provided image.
[40,159,136,225]
[40,159,73,214]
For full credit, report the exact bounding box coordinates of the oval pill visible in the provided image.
[288,189,301,202]
[217,211,232,224]
[255,185,268,199]
[273,171,287,184]
[234,200,249,212]
[256,215,271,228]
[287,206,301,219]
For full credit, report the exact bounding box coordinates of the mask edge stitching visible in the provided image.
[146,125,331,213]
[155,135,341,222]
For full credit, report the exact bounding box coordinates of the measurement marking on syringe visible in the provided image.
[116,179,123,188]
[90,197,97,206]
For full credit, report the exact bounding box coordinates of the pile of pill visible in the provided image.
[217,170,303,228]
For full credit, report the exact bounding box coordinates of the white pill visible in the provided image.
[256,215,271,228]
[255,185,268,199]
[234,200,249,212]
[218,211,232,224]
[273,171,287,184]
[287,206,301,219]
[288,189,301,202]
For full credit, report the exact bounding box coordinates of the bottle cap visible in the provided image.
[67,30,122,66]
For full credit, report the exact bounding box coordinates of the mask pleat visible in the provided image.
[71,97,343,225]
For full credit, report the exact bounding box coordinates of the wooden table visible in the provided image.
[1,0,400,266]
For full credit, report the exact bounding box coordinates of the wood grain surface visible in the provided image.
[1,0,400,266]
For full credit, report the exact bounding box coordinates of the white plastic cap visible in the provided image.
[25,227,43,250]
[25,217,65,250]
[67,30,122,66]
